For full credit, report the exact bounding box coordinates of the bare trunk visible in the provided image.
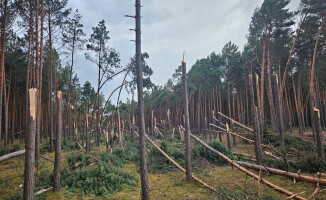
[35,0,40,165]
[226,80,232,150]
[48,15,54,152]
[23,89,37,200]
[266,36,276,128]
[309,27,324,161]
[274,74,285,146]
[260,37,266,124]
[0,0,8,144]
[11,83,15,144]
[131,92,135,142]
[53,91,62,191]
[182,60,192,181]
[67,29,75,140]
[4,64,11,146]
[135,0,149,198]
[249,74,262,163]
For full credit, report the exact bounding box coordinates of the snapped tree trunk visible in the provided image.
[274,74,284,146]
[53,91,62,191]
[309,26,324,161]
[249,74,262,163]
[23,88,37,200]
[182,60,192,181]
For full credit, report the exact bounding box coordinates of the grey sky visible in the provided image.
[65,0,300,105]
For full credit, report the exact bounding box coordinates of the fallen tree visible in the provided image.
[209,123,268,148]
[216,112,253,132]
[0,149,25,163]
[234,160,326,185]
[190,133,307,200]
[0,149,55,164]
[145,134,217,193]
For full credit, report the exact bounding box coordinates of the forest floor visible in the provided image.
[0,131,326,199]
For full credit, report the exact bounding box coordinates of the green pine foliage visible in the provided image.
[61,161,136,197]
[195,141,234,166]
[61,149,137,197]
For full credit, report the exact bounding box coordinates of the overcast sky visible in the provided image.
[65,0,301,105]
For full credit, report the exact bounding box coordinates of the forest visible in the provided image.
[0,0,326,199]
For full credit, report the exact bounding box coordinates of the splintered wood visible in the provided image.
[29,88,37,120]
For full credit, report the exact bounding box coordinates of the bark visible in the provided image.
[266,36,276,128]
[274,74,285,146]
[67,27,75,140]
[131,93,135,142]
[38,0,44,142]
[135,0,150,198]
[35,0,40,165]
[4,64,11,146]
[53,91,62,191]
[86,111,89,153]
[323,14,326,49]
[232,91,236,146]
[260,36,266,123]
[11,83,15,144]
[23,88,37,200]
[309,27,324,161]
[48,13,54,152]
[234,160,326,185]
[0,0,8,144]
[226,80,232,150]
[292,74,304,135]
[182,60,192,181]
[255,74,263,138]
[249,74,262,163]
[314,108,325,161]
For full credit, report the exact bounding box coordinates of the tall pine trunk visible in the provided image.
[226,80,232,150]
[35,0,40,164]
[0,0,8,145]
[48,15,54,152]
[274,74,285,146]
[135,0,149,198]
[182,60,192,181]
[266,36,276,128]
